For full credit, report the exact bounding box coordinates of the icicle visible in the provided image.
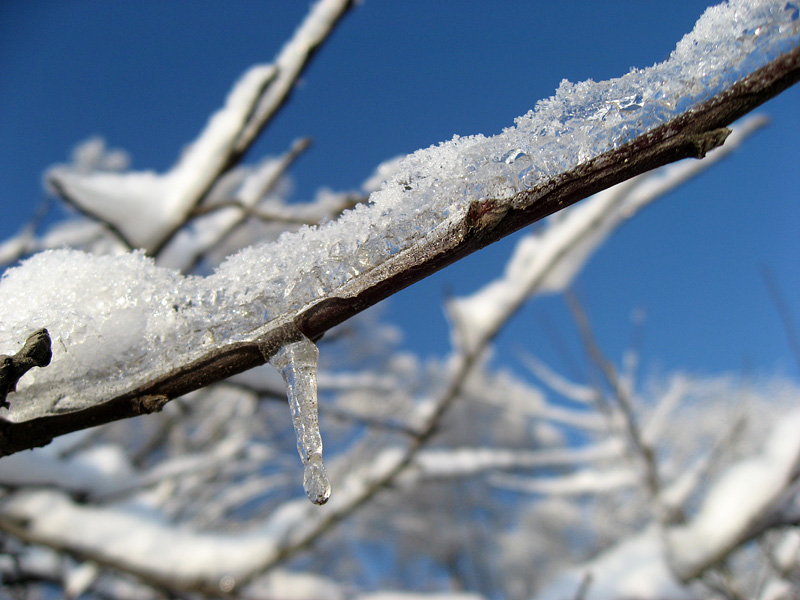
[266,334,331,505]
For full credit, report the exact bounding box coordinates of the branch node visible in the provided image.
[688,127,731,158]
[133,394,170,415]
[467,198,510,234]
[0,329,52,409]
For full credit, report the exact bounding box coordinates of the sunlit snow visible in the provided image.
[1,0,798,424]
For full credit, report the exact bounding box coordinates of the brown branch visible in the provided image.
[0,329,51,410]
[0,45,798,457]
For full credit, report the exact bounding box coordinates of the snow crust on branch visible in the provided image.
[0,1,797,423]
[535,409,800,600]
[46,0,352,254]
[668,409,800,579]
[447,116,768,354]
[1,488,310,587]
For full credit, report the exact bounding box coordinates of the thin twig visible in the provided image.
[182,137,314,272]
[573,572,594,600]
[761,266,800,376]
[0,329,52,410]
[565,292,662,500]
[48,178,136,251]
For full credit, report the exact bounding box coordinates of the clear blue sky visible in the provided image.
[1,1,798,384]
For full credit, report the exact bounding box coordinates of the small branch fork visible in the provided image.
[0,329,51,410]
[1,48,798,458]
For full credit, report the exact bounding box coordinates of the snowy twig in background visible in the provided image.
[667,410,800,581]
[519,352,598,405]
[522,383,800,600]
[46,0,353,256]
[491,468,638,497]
[405,441,625,483]
[188,138,312,220]
[228,0,355,159]
[0,198,53,267]
[0,218,121,268]
[161,136,314,272]
[566,293,663,501]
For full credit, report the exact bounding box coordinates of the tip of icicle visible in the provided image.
[303,455,332,505]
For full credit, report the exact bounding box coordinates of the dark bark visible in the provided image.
[0,329,51,410]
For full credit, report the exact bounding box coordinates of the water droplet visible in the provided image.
[303,454,332,505]
[517,164,534,184]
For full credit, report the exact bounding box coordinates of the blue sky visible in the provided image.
[1,1,798,385]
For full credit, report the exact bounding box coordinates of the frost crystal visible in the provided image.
[266,335,331,505]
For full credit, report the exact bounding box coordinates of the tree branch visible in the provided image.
[566,292,662,501]
[149,0,356,257]
[0,45,798,457]
[0,329,51,410]
[48,178,137,251]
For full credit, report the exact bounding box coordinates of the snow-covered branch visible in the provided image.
[535,409,800,600]
[667,410,800,581]
[46,0,353,256]
[1,13,797,456]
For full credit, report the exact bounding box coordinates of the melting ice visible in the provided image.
[267,335,331,505]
